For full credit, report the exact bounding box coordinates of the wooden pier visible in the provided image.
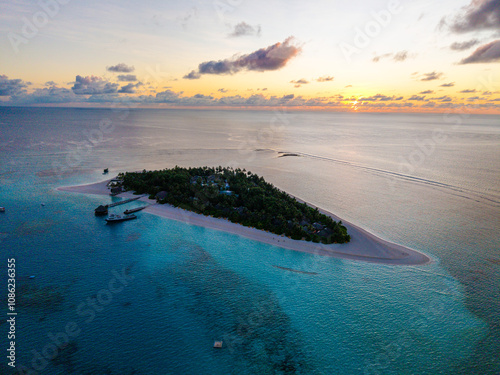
[94,195,146,215]
[107,195,143,208]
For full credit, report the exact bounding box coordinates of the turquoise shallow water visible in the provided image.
[0,107,499,374]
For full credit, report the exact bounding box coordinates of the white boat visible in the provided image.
[105,213,137,223]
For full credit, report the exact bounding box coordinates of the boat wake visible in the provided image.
[270,150,500,206]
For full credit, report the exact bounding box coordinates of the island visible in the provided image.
[57,167,431,265]
[120,166,350,244]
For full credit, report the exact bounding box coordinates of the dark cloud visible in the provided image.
[420,90,434,94]
[117,74,137,82]
[316,76,334,82]
[409,95,426,101]
[0,75,28,96]
[71,75,119,95]
[45,81,56,86]
[9,86,77,105]
[420,71,444,81]
[460,89,477,93]
[183,70,201,80]
[440,82,455,87]
[218,88,228,93]
[184,37,301,79]
[229,22,261,37]
[442,0,500,33]
[118,82,143,94]
[434,96,453,102]
[373,51,409,62]
[459,39,500,63]
[450,39,480,50]
[155,90,181,103]
[107,63,135,73]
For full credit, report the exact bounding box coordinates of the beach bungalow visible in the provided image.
[155,191,168,201]
[312,222,324,231]
[94,205,108,216]
[110,186,122,196]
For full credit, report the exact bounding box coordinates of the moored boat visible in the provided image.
[105,213,137,223]
[124,206,147,215]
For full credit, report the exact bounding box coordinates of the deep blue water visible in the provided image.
[0,107,499,374]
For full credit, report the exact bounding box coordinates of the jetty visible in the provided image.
[94,195,146,215]
[108,196,143,208]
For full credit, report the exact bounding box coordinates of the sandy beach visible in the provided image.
[57,179,431,266]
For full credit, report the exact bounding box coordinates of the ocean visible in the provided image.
[0,106,499,374]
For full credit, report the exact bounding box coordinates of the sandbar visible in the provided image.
[57,179,431,266]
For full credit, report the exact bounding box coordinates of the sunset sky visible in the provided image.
[1,0,499,112]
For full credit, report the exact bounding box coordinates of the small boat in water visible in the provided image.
[105,213,137,223]
[103,168,109,174]
[124,206,147,215]
[0,207,5,212]
[213,341,223,349]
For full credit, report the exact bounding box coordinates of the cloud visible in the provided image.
[184,37,301,79]
[450,39,481,50]
[71,75,119,95]
[290,78,309,87]
[183,70,201,80]
[45,81,56,86]
[117,74,137,82]
[442,0,500,33]
[409,95,426,101]
[8,86,77,105]
[218,88,228,93]
[372,53,392,62]
[420,71,444,81]
[460,89,477,93]
[459,40,500,63]
[373,50,409,62]
[420,90,434,94]
[0,75,28,96]
[434,96,453,102]
[393,51,409,61]
[107,63,135,73]
[118,82,143,94]
[359,94,399,101]
[229,22,261,37]
[440,82,455,87]
[316,76,334,82]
